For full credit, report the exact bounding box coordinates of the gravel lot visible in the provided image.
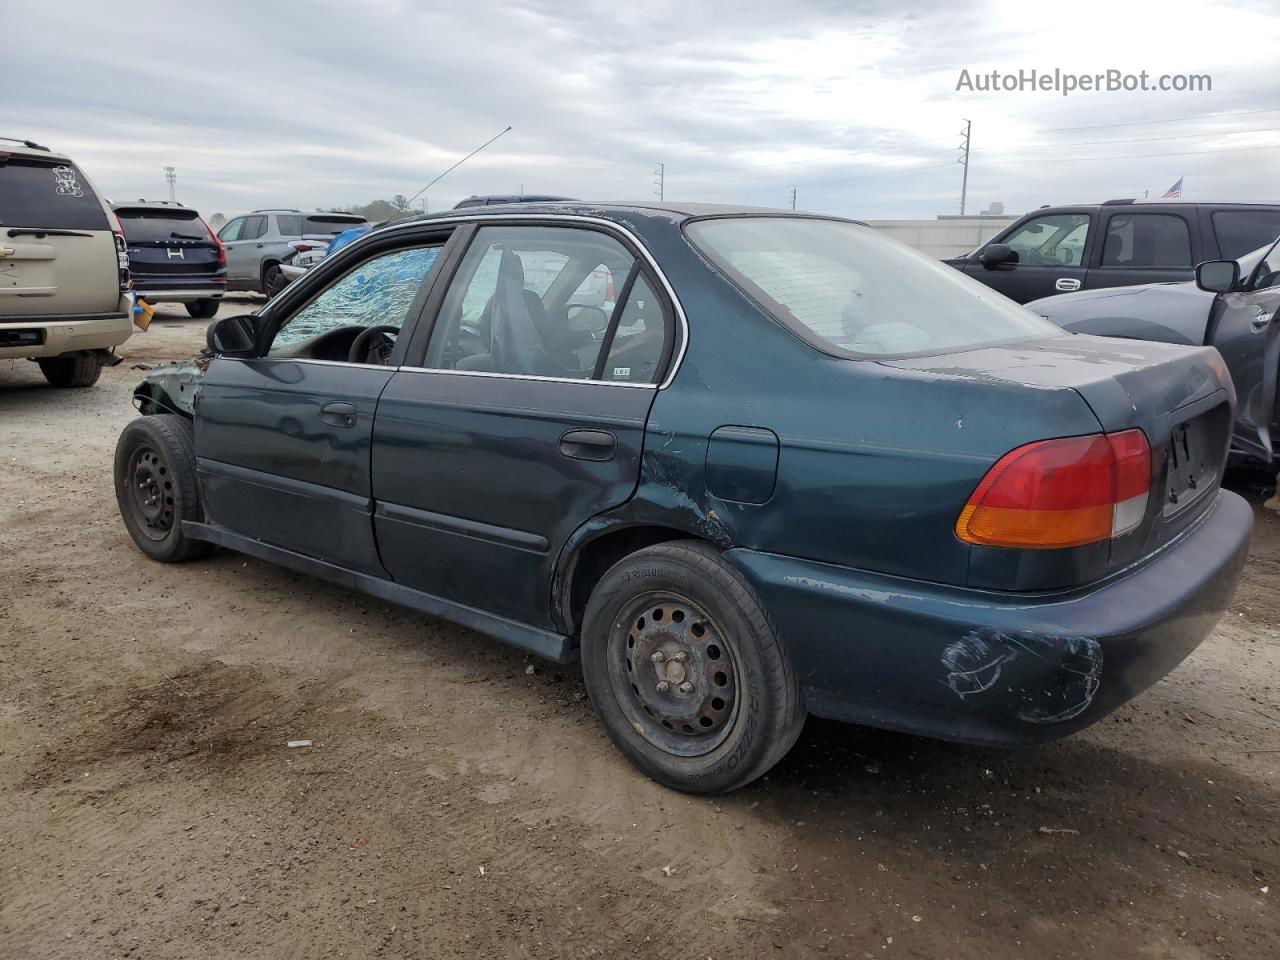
[2,298,1278,959]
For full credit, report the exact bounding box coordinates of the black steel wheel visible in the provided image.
[113,415,211,563]
[124,442,176,542]
[581,540,804,794]
[608,593,739,756]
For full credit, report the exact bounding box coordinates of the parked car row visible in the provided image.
[115,201,1252,794]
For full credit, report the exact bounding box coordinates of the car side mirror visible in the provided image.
[206,314,262,357]
[980,243,1019,271]
[1195,259,1240,293]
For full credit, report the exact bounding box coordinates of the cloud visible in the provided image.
[11,0,1280,220]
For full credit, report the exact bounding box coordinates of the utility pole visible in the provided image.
[654,163,664,201]
[790,187,797,210]
[957,120,971,215]
[163,166,176,202]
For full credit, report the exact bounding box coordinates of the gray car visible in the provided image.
[1030,237,1280,462]
[217,209,368,296]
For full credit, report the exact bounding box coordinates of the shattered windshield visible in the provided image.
[686,217,1061,358]
[269,245,440,353]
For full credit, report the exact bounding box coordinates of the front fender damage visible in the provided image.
[132,357,208,418]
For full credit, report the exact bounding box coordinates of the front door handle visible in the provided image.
[560,429,616,461]
[1055,277,1082,292]
[320,401,357,428]
[1252,307,1272,333]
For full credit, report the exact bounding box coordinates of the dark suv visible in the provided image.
[113,201,226,318]
[946,201,1280,303]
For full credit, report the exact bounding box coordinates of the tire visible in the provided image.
[580,540,804,794]
[38,354,103,388]
[263,264,287,298]
[186,299,219,319]
[113,415,211,563]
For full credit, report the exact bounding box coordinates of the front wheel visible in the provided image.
[38,354,103,387]
[580,540,804,794]
[186,298,219,318]
[113,415,211,563]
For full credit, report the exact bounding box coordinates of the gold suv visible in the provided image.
[0,138,132,386]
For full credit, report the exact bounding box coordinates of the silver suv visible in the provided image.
[0,138,132,387]
[217,209,368,297]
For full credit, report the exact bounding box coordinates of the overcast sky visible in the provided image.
[11,0,1280,221]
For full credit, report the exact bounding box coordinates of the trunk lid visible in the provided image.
[0,154,118,317]
[883,333,1235,577]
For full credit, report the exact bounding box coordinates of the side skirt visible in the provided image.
[182,521,576,664]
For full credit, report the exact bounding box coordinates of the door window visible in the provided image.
[242,215,267,240]
[268,244,442,361]
[218,217,245,242]
[600,275,667,383]
[1213,210,1280,260]
[1100,214,1192,268]
[1002,214,1090,266]
[275,214,302,237]
[1252,242,1280,290]
[424,225,639,379]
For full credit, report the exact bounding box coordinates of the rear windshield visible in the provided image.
[116,208,206,242]
[0,157,108,230]
[685,217,1059,358]
[277,214,368,236]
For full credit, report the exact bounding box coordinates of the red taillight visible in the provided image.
[201,218,226,266]
[955,430,1151,550]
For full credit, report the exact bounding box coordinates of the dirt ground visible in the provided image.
[1,298,1277,960]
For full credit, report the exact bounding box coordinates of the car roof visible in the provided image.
[0,139,72,163]
[112,200,198,213]
[389,200,852,229]
[1036,201,1280,211]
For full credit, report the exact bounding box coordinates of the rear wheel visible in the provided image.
[263,264,288,298]
[38,353,103,388]
[113,415,211,563]
[186,298,219,318]
[580,540,804,794]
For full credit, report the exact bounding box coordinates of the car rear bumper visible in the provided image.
[0,306,133,360]
[727,489,1252,746]
[131,276,225,303]
[278,263,308,281]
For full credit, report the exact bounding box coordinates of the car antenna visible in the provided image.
[388,125,512,224]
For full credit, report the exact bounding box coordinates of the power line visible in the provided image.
[996,141,1280,164]
[1014,125,1280,150]
[1040,107,1280,132]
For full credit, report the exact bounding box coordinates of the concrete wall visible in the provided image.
[863,216,1017,259]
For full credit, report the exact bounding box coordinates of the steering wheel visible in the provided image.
[347,325,399,364]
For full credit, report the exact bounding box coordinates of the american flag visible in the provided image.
[1161,176,1184,199]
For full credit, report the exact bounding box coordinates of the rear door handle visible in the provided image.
[560,429,616,461]
[320,401,357,428]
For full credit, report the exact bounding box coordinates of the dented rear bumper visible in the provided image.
[727,489,1252,747]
